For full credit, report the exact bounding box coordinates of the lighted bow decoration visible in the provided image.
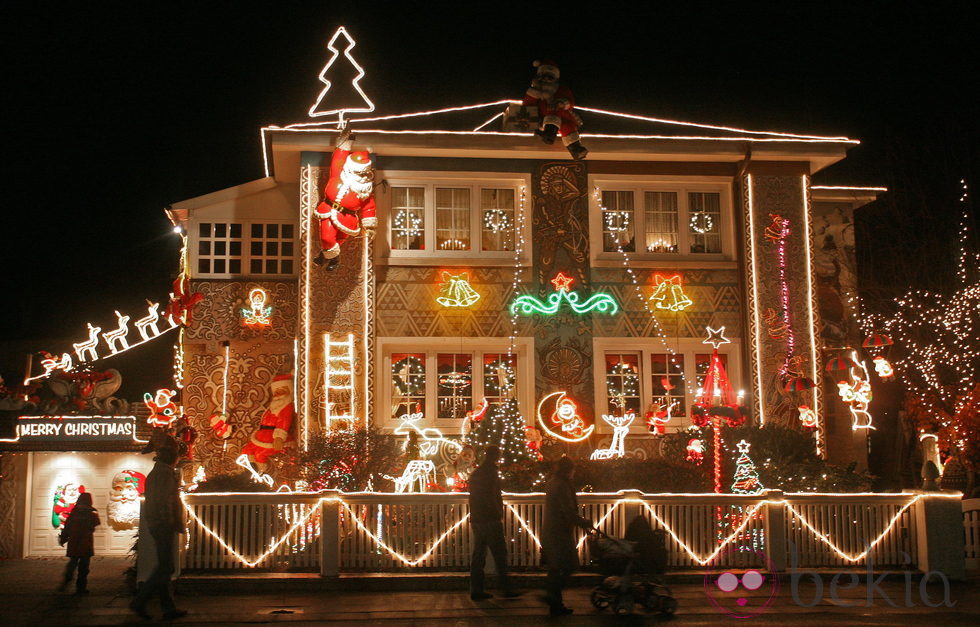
[649,274,693,312]
[435,272,481,308]
[165,275,204,327]
[241,287,273,327]
[510,271,618,316]
[536,391,594,442]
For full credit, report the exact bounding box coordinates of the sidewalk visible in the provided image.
[1,557,977,625]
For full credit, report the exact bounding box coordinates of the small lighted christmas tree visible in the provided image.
[466,398,535,467]
[731,440,764,494]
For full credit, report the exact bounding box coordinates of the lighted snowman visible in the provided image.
[107,470,146,531]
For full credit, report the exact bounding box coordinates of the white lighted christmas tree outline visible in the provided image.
[307,26,376,123]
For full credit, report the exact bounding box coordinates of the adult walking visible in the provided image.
[467,445,519,600]
[542,456,593,616]
[58,491,100,594]
[130,445,187,621]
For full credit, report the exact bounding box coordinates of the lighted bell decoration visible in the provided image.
[825,356,857,373]
[649,274,693,312]
[435,272,481,308]
[861,334,893,349]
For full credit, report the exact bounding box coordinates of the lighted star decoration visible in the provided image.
[703,326,731,350]
[735,439,751,454]
[550,271,575,292]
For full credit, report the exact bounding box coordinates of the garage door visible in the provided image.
[28,452,155,557]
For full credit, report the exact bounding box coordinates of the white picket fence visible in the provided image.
[964,498,980,571]
[181,490,962,574]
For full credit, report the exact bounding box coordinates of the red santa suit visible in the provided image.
[242,374,295,464]
[315,140,376,261]
[522,60,587,159]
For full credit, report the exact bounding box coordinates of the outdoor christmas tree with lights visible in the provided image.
[465,398,536,467]
[731,440,764,494]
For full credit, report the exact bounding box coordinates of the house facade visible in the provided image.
[167,103,881,478]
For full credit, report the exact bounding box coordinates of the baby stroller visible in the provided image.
[587,517,678,616]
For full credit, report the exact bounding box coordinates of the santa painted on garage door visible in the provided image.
[313,127,376,270]
[242,373,296,471]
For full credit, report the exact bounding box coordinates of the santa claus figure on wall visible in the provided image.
[52,482,85,529]
[241,373,296,472]
[313,126,376,271]
[522,60,588,160]
[107,470,146,531]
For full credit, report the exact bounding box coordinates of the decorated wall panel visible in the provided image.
[182,343,292,476]
[185,280,297,341]
[742,174,823,435]
[375,267,534,338]
[530,162,594,424]
[591,268,741,339]
[0,452,27,558]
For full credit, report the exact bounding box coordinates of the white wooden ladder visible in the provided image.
[323,333,356,429]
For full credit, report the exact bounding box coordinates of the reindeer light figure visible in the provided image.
[134,301,166,341]
[102,311,131,354]
[590,412,636,460]
[393,410,463,456]
[390,460,436,493]
[73,324,102,363]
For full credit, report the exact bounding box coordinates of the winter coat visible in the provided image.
[60,506,100,557]
[143,461,182,535]
[541,474,591,570]
[467,462,503,524]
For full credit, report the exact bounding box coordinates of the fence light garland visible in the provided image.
[180,491,958,570]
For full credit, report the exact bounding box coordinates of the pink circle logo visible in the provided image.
[703,548,779,618]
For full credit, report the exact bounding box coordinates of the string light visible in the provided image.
[689,211,714,234]
[306,27,375,123]
[834,349,874,430]
[810,185,888,192]
[800,176,824,456]
[180,491,959,569]
[324,333,356,429]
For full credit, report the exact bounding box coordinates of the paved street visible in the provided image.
[1,557,976,625]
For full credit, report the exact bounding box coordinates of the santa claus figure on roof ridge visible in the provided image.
[241,373,296,472]
[313,125,376,271]
[522,59,588,160]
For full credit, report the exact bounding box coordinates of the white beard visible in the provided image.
[269,392,291,415]
[107,497,140,530]
[340,168,374,200]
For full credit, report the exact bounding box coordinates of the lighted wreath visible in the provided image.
[392,355,425,397]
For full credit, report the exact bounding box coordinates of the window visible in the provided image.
[195,221,297,277]
[197,222,242,275]
[380,338,532,428]
[594,339,741,432]
[591,180,730,259]
[384,175,528,260]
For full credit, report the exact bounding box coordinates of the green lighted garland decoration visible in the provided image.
[510,271,618,316]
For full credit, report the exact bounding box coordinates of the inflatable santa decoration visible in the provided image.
[313,126,376,270]
[522,60,588,160]
[242,373,295,471]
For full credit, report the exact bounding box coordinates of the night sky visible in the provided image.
[3,2,977,394]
